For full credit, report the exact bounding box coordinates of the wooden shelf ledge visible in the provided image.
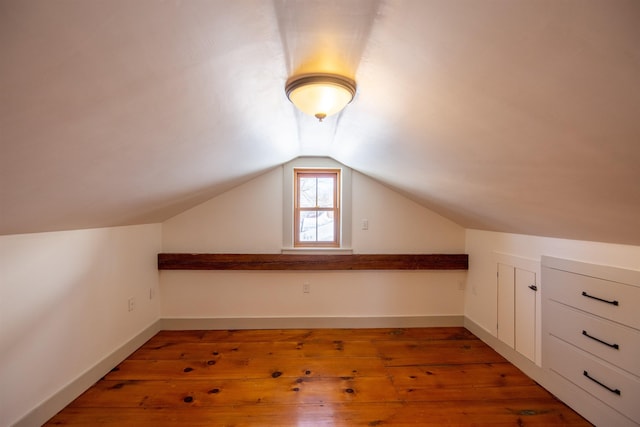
[158,253,468,271]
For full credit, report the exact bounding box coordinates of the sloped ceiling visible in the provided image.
[1,0,639,245]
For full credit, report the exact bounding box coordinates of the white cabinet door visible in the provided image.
[515,268,536,361]
[497,263,515,349]
[497,263,537,361]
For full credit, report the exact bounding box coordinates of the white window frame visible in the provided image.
[282,157,352,253]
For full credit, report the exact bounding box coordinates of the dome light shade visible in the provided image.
[285,74,356,122]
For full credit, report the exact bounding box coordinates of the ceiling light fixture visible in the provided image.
[285,73,356,122]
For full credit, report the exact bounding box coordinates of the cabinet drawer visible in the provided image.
[546,301,640,377]
[543,267,640,330]
[547,336,640,423]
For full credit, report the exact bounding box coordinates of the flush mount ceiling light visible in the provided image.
[285,73,356,122]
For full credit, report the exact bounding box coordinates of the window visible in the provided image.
[294,169,340,247]
[282,157,351,252]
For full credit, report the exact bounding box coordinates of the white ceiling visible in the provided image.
[1,0,639,245]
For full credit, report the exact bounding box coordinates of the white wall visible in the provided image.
[162,167,283,253]
[351,172,466,253]
[161,166,467,320]
[0,224,162,427]
[5,169,639,425]
[465,229,640,336]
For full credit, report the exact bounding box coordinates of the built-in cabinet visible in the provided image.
[497,263,517,348]
[514,267,537,361]
[496,253,539,364]
[542,256,640,427]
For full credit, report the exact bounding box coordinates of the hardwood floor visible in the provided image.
[46,327,592,426]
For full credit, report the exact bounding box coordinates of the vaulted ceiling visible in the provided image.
[2,0,639,245]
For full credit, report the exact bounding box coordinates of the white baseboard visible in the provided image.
[463,317,544,384]
[18,315,569,427]
[18,315,630,427]
[12,320,162,427]
[161,315,464,330]
[14,316,462,426]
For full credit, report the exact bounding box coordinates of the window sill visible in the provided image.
[281,248,353,255]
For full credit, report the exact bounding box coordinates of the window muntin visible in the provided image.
[294,169,340,247]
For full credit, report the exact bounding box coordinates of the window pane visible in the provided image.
[293,168,340,248]
[317,211,334,242]
[299,211,317,241]
[299,177,316,208]
[317,177,334,208]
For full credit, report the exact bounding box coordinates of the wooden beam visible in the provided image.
[157,253,468,271]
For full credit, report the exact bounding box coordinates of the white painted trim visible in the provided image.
[12,320,162,427]
[464,317,543,383]
[161,315,464,330]
[494,251,540,274]
[24,316,628,427]
[12,314,461,426]
[13,315,463,426]
[282,157,353,250]
[542,255,640,286]
[281,248,353,255]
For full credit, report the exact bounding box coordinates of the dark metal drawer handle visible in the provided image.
[528,285,537,291]
[583,370,621,395]
[582,330,619,350]
[581,291,619,306]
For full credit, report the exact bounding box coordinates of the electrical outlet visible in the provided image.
[361,219,369,230]
[128,297,135,312]
[303,283,311,294]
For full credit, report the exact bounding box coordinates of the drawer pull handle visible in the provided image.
[528,285,537,291]
[581,291,619,306]
[582,330,619,349]
[583,370,621,395]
